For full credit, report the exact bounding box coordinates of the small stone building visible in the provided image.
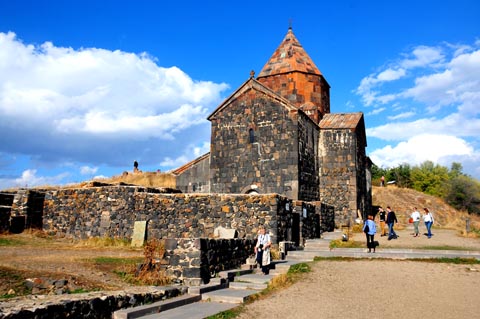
[174,27,372,223]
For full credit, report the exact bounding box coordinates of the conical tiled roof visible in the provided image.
[257,27,322,78]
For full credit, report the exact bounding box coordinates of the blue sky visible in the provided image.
[0,0,479,189]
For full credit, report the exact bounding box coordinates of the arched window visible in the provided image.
[249,128,255,143]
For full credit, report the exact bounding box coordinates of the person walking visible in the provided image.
[254,226,271,274]
[411,207,421,237]
[363,215,377,253]
[423,208,434,238]
[378,207,386,236]
[386,206,398,240]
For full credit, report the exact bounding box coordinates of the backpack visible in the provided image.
[364,222,369,233]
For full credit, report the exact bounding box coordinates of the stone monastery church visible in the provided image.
[174,27,372,221]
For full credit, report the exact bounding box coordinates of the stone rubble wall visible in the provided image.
[0,286,186,319]
[42,187,296,244]
[162,238,257,285]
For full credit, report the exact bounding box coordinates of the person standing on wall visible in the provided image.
[378,207,386,236]
[386,206,398,240]
[363,215,377,253]
[254,226,271,275]
[411,207,421,237]
[423,207,434,238]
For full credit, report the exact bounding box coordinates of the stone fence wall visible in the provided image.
[0,286,186,319]
[162,238,256,285]
[42,187,301,244]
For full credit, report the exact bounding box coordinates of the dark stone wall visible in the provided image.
[297,112,320,201]
[162,238,256,285]
[42,187,301,244]
[319,128,361,226]
[0,192,14,233]
[0,286,185,319]
[210,91,299,198]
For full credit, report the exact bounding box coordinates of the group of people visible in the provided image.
[363,206,435,252]
[410,207,435,238]
[255,206,436,266]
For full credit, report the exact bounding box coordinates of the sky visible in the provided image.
[0,0,479,189]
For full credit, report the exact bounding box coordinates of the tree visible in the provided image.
[410,161,449,197]
[389,163,411,188]
[449,162,463,179]
[445,175,480,215]
[371,164,388,186]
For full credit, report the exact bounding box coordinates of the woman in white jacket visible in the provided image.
[254,226,271,275]
[423,207,434,238]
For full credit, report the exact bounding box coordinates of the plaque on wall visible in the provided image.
[131,221,147,247]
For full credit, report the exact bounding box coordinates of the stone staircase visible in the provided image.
[112,234,340,319]
[112,261,292,319]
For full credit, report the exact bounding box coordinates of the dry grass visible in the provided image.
[134,239,171,286]
[74,236,132,248]
[4,170,177,191]
[94,171,176,188]
[373,186,480,235]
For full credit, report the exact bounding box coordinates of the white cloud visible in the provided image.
[400,46,444,69]
[80,166,98,175]
[0,32,229,172]
[377,68,406,81]
[370,134,473,169]
[387,111,416,121]
[367,107,386,116]
[160,142,210,170]
[355,68,405,106]
[360,40,480,179]
[0,169,69,189]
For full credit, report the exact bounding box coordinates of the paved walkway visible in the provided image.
[113,230,480,319]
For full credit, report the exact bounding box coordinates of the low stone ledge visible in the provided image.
[0,286,187,319]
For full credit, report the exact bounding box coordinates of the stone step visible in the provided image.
[233,273,273,284]
[229,281,268,290]
[138,301,238,319]
[218,268,253,281]
[187,278,228,295]
[113,294,201,319]
[286,250,324,261]
[202,287,259,303]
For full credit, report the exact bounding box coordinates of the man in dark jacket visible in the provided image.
[386,206,398,240]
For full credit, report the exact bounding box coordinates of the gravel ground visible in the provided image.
[237,228,480,319]
[237,260,480,319]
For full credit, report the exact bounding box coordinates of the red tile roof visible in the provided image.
[257,27,322,78]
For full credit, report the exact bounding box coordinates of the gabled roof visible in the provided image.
[207,77,297,120]
[318,112,364,129]
[171,152,210,175]
[257,27,322,78]
[319,112,366,146]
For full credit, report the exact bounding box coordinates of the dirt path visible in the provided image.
[350,227,480,250]
[237,260,480,319]
[237,228,480,319]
